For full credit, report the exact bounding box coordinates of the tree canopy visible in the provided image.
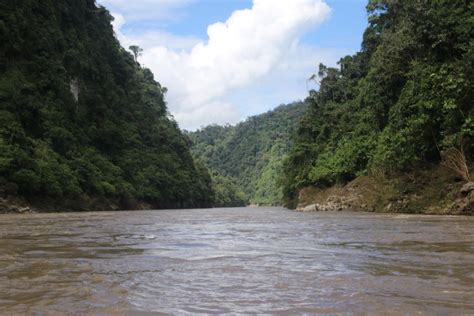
[0,0,213,209]
[282,0,474,207]
[188,102,307,206]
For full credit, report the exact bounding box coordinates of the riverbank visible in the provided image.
[0,197,35,214]
[0,194,212,214]
[0,195,122,214]
[2,165,472,215]
[295,166,473,215]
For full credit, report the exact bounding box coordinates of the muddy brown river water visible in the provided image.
[0,207,473,315]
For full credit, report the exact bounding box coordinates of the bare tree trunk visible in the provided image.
[441,138,471,182]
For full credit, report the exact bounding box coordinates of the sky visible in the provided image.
[97,0,368,130]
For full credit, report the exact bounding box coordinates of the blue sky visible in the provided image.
[98,0,368,130]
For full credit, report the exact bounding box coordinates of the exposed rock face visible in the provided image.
[296,187,368,212]
[450,194,473,215]
[0,197,35,214]
[461,182,474,195]
[449,184,474,215]
[296,198,349,212]
[298,204,317,212]
[70,78,80,102]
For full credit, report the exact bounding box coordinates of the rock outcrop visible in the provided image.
[460,182,474,195]
[449,182,474,215]
[0,197,36,214]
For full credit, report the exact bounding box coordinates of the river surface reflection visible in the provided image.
[0,208,473,314]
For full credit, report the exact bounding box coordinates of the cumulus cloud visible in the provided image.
[107,0,333,130]
[228,44,351,118]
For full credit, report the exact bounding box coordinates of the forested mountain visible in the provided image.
[1,0,471,214]
[187,102,307,206]
[0,0,213,210]
[282,0,473,208]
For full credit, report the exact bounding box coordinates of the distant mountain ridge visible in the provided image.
[187,102,308,206]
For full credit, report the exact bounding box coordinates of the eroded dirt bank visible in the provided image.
[295,167,473,215]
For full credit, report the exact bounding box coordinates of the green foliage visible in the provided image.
[252,144,286,205]
[210,172,246,208]
[283,0,474,206]
[129,45,143,62]
[0,0,213,209]
[187,102,307,206]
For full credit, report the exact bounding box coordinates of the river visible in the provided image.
[0,207,473,314]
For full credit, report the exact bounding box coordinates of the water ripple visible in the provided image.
[0,208,473,314]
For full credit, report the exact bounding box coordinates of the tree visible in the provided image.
[129,45,143,63]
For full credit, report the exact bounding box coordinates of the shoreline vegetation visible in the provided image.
[280,1,473,214]
[1,173,473,215]
[2,171,473,215]
[2,187,473,216]
[1,1,472,215]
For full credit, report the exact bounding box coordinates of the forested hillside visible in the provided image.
[0,0,213,210]
[1,0,471,214]
[283,0,473,212]
[188,102,307,206]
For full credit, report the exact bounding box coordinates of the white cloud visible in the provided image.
[106,0,333,130]
[173,101,241,131]
[228,44,352,118]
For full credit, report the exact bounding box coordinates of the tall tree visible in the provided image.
[129,45,143,62]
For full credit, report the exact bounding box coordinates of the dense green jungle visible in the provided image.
[0,0,472,213]
[0,0,213,211]
[280,0,473,212]
[187,102,307,207]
